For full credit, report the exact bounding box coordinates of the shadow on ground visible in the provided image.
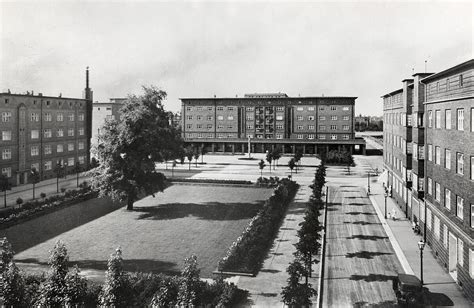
[134,201,264,221]
[350,274,397,282]
[346,235,388,240]
[346,251,393,259]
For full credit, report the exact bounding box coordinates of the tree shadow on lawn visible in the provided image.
[346,211,376,216]
[346,235,388,241]
[344,221,382,225]
[134,201,264,221]
[346,251,393,259]
[16,257,180,276]
[350,273,397,282]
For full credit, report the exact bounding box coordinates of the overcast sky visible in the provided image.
[1,1,472,115]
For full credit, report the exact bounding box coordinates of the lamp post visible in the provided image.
[367,171,371,195]
[384,189,388,219]
[418,241,425,285]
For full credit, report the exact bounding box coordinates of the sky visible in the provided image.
[1,1,472,115]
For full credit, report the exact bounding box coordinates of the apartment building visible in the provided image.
[181,93,365,155]
[382,59,473,300]
[92,98,125,146]
[0,69,93,186]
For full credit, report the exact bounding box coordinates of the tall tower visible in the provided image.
[83,66,93,101]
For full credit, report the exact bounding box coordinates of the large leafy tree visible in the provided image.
[90,86,183,210]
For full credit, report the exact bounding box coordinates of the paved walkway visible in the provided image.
[368,180,472,307]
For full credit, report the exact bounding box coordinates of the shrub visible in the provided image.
[176,255,201,307]
[60,187,67,194]
[1,262,26,307]
[16,197,23,207]
[99,247,133,307]
[40,192,46,199]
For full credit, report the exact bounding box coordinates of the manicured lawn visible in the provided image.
[13,184,272,279]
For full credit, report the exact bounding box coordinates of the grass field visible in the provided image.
[13,184,272,279]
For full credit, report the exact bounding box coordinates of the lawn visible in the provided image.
[12,184,273,279]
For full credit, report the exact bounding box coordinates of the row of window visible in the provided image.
[2,128,85,141]
[3,99,84,108]
[0,112,85,123]
[427,108,473,131]
[427,145,473,179]
[185,105,350,112]
[1,156,87,178]
[184,133,351,140]
[2,142,86,159]
[427,74,464,95]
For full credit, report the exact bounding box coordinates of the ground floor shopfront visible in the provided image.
[385,166,474,302]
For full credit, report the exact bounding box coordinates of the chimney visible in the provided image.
[83,66,93,101]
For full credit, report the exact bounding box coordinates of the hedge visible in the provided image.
[168,178,253,185]
[218,178,299,274]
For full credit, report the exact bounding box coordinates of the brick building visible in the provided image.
[382,59,473,300]
[0,69,93,186]
[180,93,365,155]
[92,98,125,147]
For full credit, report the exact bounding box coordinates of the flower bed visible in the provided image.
[217,178,299,274]
[0,186,98,229]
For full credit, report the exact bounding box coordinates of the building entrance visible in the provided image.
[448,232,458,281]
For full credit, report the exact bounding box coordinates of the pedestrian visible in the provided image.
[391,208,397,220]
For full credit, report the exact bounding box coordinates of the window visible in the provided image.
[217,124,223,129]
[472,108,474,132]
[427,144,432,161]
[471,156,474,180]
[276,124,283,129]
[31,112,39,122]
[44,129,52,138]
[186,124,192,129]
[443,226,448,248]
[428,110,433,128]
[426,208,432,230]
[296,107,303,111]
[186,106,192,111]
[68,157,74,166]
[470,249,474,278]
[457,109,464,131]
[319,125,326,131]
[435,182,441,202]
[471,204,474,228]
[276,115,284,121]
[331,106,337,111]
[68,128,74,137]
[297,125,303,130]
[308,125,315,130]
[78,156,85,164]
[445,188,451,210]
[246,115,254,120]
[217,116,224,121]
[57,144,63,153]
[457,196,464,219]
[342,106,349,111]
[2,131,11,141]
[276,133,283,139]
[1,148,11,160]
[308,134,315,139]
[217,106,224,111]
[276,106,284,111]
[2,167,11,177]
[31,130,39,139]
[44,113,52,122]
[331,134,337,140]
[330,125,337,130]
[187,115,193,120]
[227,125,233,129]
[343,116,349,121]
[227,106,234,111]
[196,124,203,129]
[460,74,464,87]
[343,135,350,140]
[68,113,74,121]
[343,125,349,131]
[68,143,74,151]
[297,134,303,139]
[319,116,326,121]
[196,116,202,121]
[2,112,11,122]
[445,109,451,129]
[435,110,441,128]
[226,115,233,120]
[44,161,52,170]
[57,129,64,137]
[445,149,451,169]
[57,113,63,121]
[44,145,51,155]
[296,116,303,121]
[435,146,441,165]
[331,115,337,120]
[196,106,203,111]
[308,106,315,111]
[458,239,464,266]
[434,216,440,239]
[207,124,212,129]
[427,178,432,195]
[457,152,464,175]
[106,115,115,121]
[318,134,326,140]
[308,116,315,121]
[78,142,85,150]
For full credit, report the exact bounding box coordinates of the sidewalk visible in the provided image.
[0,173,89,211]
[235,182,317,307]
[368,181,472,307]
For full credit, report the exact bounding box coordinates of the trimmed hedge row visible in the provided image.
[218,178,299,274]
[0,186,97,228]
[168,178,253,185]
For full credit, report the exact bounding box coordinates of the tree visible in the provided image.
[171,161,177,178]
[0,174,12,208]
[258,159,266,179]
[1,262,26,307]
[15,197,23,208]
[272,147,282,168]
[176,255,201,307]
[295,207,322,282]
[73,162,82,187]
[288,158,296,176]
[265,151,273,172]
[99,247,130,307]
[53,163,65,193]
[281,260,315,307]
[193,150,200,168]
[200,146,207,163]
[294,151,303,173]
[186,147,194,171]
[89,86,183,211]
[30,167,40,199]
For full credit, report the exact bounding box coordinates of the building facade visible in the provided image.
[0,69,93,186]
[181,93,365,155]
[91,98,125,147]
[383,59,473,300]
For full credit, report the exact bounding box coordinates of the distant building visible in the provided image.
[0,68,93,185]
[91,98,125,147]
[180,93,365,155]
[382,59,473,301]
[355,114,383,131]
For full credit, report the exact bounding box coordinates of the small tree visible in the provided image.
[15,197,23,208]
[53,163,65,193]
[294,151,303,173]
[40,192,47,200]
[171,161,177,178]
[288,158,296,176]
[281,260,315,307]
[1,237,14,271]
[30,167,41,200]
[0,174,12,208]
[186,147,194,170]
[99,247,130,307]
[258,159,266,179]
[1,262,26,307]
[266,152,273,172]
[176,255,201,307]
[200,146,207,163]
[272,147,282,168]
[73,162,82,187]
[193,150,200,168]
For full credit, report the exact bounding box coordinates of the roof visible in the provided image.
[381,88,403,98]
[421,59,474,83]
[180,96,357,100]
[0,92,87,101]
[244,93,288,98]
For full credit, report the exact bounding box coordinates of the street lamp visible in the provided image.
[384,189,388,219]
[367,171,371,195]
[418,240,425,285]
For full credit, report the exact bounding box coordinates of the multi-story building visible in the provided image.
[382,59,473,301]
[180,93,365,155]
[92,98,125,147]
[0,68,93,186]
